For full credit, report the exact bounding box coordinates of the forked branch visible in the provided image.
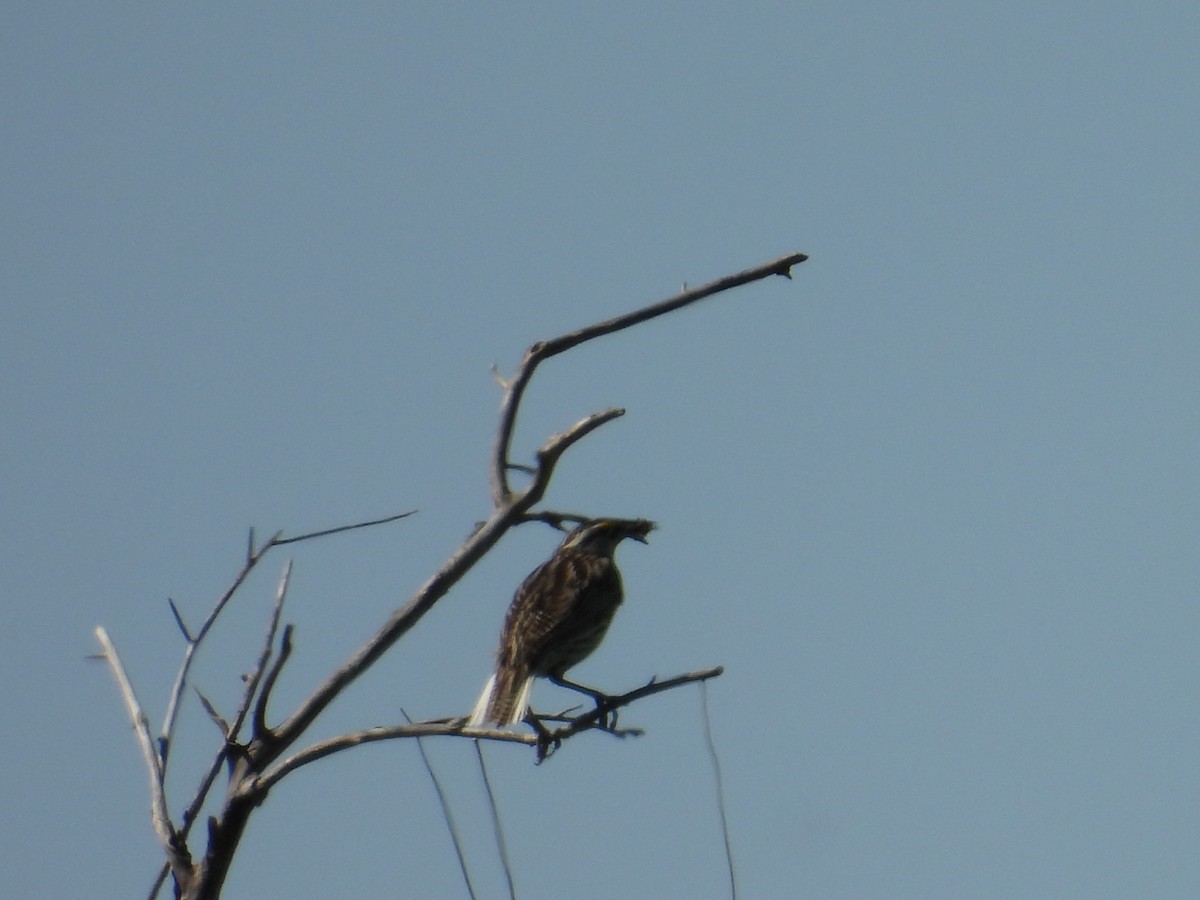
[490,252,807,505]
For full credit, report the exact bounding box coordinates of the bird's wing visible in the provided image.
[497,551,617,668]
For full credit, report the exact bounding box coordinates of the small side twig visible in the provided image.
[534,408,625,473]
[194,689,230,737]
[166,599,192,642]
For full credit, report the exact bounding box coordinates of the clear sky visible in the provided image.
[4,4,1198,898]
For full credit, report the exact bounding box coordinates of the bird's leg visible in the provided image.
[549,675,618,730]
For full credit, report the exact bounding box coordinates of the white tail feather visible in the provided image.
[507,676,533,726]
[468,674,497,727]
[467,672,534,727]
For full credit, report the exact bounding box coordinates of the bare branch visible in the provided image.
[176,565,293,846]
[245,561,294,740]
[244,721,531,798]
[253,624,293,739]
[148,863,169,900]
[272,509,417,546]
[514,407,627,512]
[94,627,192,886]
[167,599,192,642]
[158,513,413,769]
[537,408,625,466]
[194,689,230,737]
[489,252,807,504]
[538,253,806,357]
[242,666,724,798]
[159,547,268,766]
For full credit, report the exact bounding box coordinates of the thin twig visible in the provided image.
[403,710,478,900]
[701,680,737,900]
[94,627,192,885]
[167,599,192,641]
[147,863,168,900]
[474,740,517,900]
[194,688,229,736]
[273,509,417,546]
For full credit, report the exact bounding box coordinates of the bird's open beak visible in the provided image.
[631,521,656,543]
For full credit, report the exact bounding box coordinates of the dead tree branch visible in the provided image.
[490,252,806,505]
[98,252,806,900]
[94,627,193,886]
[242,666,724,796]
[158,512,415,768]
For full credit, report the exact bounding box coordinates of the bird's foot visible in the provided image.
[524,712,560,763]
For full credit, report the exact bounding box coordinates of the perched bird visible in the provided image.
[469,517,655,727]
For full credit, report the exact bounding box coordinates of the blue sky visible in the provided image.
[4,4,1198,898]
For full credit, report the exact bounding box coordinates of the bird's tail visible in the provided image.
[468,666,533,727]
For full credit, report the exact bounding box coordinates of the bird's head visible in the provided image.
[561,517,656,555]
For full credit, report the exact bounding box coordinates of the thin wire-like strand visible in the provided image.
[701,681,737,900]
[474,739,517,900]
[402,710,478,900]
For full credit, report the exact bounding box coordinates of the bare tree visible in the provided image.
[94,252,807,900]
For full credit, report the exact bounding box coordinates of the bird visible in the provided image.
[468,517,655,727]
